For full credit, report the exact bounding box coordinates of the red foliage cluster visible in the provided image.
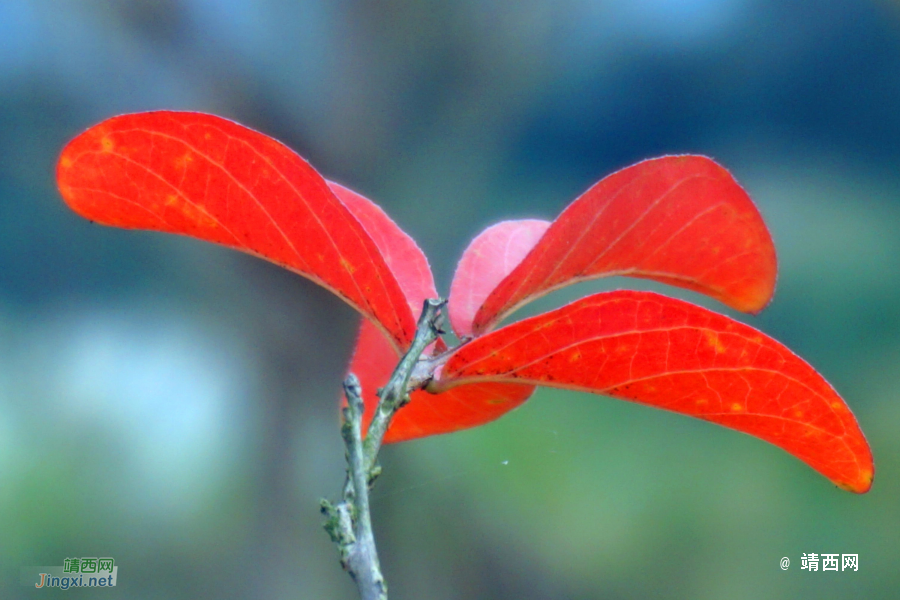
[57,112,873,493]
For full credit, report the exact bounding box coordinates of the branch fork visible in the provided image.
[321,298,446,600]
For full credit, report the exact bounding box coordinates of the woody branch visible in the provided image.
[321,298,446,600]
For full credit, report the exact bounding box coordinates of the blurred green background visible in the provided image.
[2,1,899,598]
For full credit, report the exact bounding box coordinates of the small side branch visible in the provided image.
[321,375,386,600]
[322,298,446,600]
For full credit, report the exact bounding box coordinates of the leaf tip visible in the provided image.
[56,125,101,217]
[56,148,81,213]
[837,466,874,494]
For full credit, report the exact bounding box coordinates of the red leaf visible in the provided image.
[449,219,550,338]
[328,181,436,316]
[56,111,416,351]
[471,156,778,335]
[438,290,873,493]
[348,319,535,443]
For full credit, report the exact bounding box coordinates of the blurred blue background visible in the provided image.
[2,1,899,598]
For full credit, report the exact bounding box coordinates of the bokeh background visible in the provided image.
[2,1,899,598]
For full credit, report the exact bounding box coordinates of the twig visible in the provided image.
[322,298,446,600]
[363,298,445,472]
